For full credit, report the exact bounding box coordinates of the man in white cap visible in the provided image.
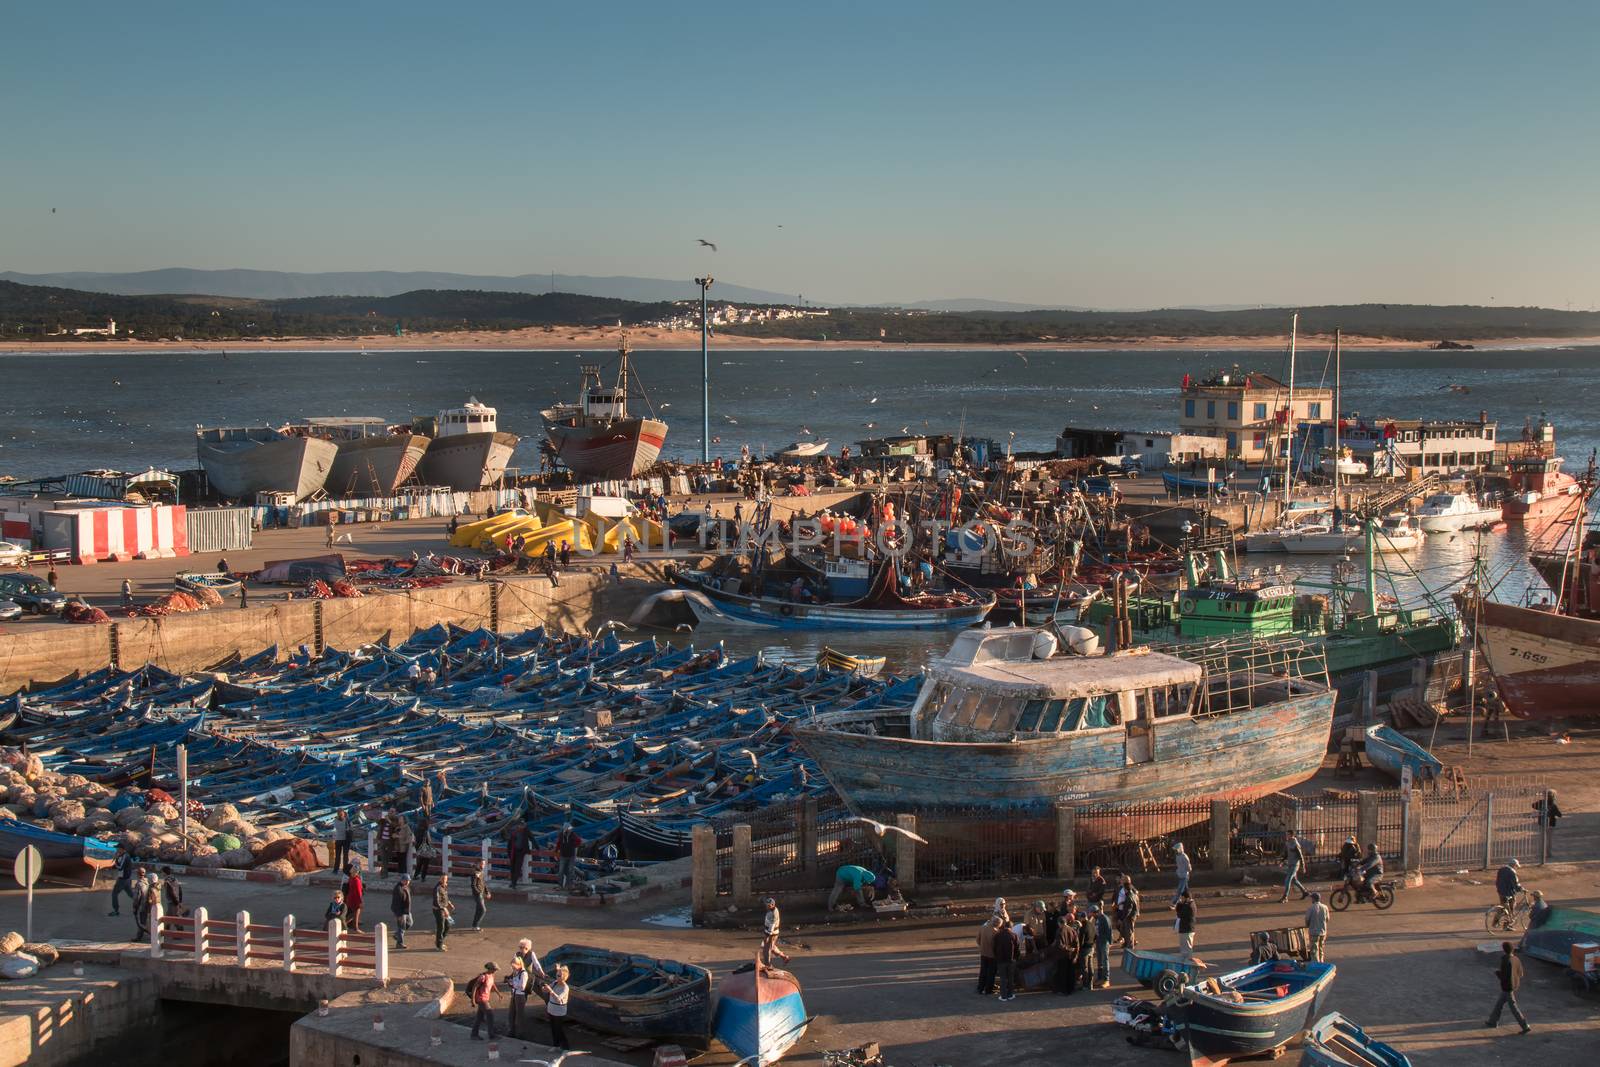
[761,897,790,966]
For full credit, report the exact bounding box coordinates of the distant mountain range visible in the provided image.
[0,268,801,305]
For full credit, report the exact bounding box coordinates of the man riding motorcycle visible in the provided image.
[1356,843,1384,901]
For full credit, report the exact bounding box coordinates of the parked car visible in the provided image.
[0,572,67,614]
[0,599,21,621]
[0,542,30,568]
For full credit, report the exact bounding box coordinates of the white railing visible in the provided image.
[149,903,388,981]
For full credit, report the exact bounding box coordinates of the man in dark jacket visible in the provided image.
[1485,942,1531,1033]
[108,844,135,916]
[1495,860,1524,912]
[993,918,1018,1001]
[554,824,582,891]
[390,875,412,949]
[1087,866,1108,908]
[1338,836,1361,881]
[1091,904,1114,989]
[1075,907,1095,988]
[1052,915,1080,995]
[506,821,529,889]
[1534,790,1562,853]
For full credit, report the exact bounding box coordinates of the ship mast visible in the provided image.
[1284,313,1298,511]
[1333,328,1342,509]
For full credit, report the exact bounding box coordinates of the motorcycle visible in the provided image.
[1329,874,1395,911]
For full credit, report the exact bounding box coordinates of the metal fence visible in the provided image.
[1419,788,1546,870]
[713,795,885,893]
[916,811,1057,885]
[1076,799,1216,875]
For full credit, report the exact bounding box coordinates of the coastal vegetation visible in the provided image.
[3,279,1598,344]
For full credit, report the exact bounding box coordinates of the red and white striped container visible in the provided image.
[41,504,190,564]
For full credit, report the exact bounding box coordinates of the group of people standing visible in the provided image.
[976,871,1146,1002]
[462,941,573,1045]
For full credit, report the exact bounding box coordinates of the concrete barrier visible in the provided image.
[0,570,613,694]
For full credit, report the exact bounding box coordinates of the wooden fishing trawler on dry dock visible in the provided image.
[795,627,1334,820]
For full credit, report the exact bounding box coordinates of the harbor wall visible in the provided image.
[0,571,618,693]
[0,966,160,1067]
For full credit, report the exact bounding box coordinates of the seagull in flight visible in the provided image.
[697,238,718,251]
[520,1052,589,1067]
[849,815,930,845]
[868,396,879,404]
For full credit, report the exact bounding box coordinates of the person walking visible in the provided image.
[554,823,582,891]
[468,961,499,1040]
[390,875,412,949]
[506,957,530,1038]
[433,874,454,951]
[343,862,364,932]
[1172,889,1197,958]
[121,579,134,610]
[238,583,248,609]
[543,963,572,1049]
[1114,874,1141,948]
[976,914,999,995]
[108,844,135,916]
[1485,942,1531,1034]
[993,915,1018,1001]
[1092,904,1114,989]
[330,810,351,874]
[470,860,490,932]
[1305,892,1330,962]
[1171,842,1192,905]
[1280,830,1309,903]
[324,889,346,927]
[761,897,791,966]
[132,868,155,941]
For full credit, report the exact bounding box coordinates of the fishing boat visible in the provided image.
[1304,1012,1412,1067]
[816,646,886,677]
[175,571,243,597]
[195,425,339,501]
[674,559,994,631]
[1171,959,1336,1067]
[1362,724,1442,783]
[1123,947,1209,997]
[539,944,712,1046]
[1163,470,1231,496]
[778,440,830,459]
[712,961,808,1065]
[1416,491,1501,534]
[413,399,519,490]
[989,583,1100,627]
[0,819,118,878]
[1467,596,1600,719]
[1502,454,1583,526]
[1320,448,1368,478]
[795,627,1334,820]
[303,417,430,495]
[541,336,668,482]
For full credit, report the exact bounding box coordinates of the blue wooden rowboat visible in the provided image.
[540,944,712,1046]
[175,571,243,597]
[673,562,994,632]
[712,961,808,1065]
[1123,947,1209,997]
[1362,724,1442,784]
[1304,1012,1412,1067]
[0,820,117,879]
[1163,471,1231,497]
[1172,959,1336,1067]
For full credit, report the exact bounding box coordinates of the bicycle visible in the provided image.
[1483,888,1533,933]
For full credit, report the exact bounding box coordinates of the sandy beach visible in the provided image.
[6,327,1600,355]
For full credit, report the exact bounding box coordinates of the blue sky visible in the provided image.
[3,1,1597,308]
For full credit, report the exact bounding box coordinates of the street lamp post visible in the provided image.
[696,275,714,463]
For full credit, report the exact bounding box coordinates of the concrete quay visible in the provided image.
[0,516,693,694]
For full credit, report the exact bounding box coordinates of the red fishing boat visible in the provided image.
[541,336,668,482]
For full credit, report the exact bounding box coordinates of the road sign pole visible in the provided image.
[178,744,189,857]
[14,845,42,942]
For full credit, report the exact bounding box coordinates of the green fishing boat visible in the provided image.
[1081,519,1459,678]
